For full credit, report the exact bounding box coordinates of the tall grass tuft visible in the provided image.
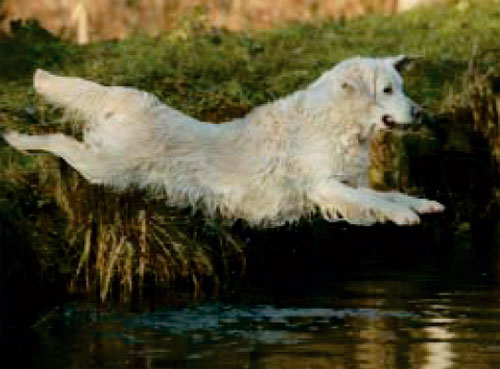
[25,150,247,301]
[442,49,500,172]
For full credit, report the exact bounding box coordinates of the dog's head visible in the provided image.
[311,55,423,133]
[344,55,423,131]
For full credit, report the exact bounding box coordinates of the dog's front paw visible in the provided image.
[380,204,421,226]
[412,199,445,214]
[391,208,421,226]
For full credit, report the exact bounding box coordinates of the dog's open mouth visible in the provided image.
[385,121,412,130]
[382,110,424,131]
[382,116,421,131]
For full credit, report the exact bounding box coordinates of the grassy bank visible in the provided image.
[0,1,499,306]
[1,2,499,121]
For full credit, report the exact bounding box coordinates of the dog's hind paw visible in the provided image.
[3,131,28,152]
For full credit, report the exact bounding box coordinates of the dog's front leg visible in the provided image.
[310,180,421,225]
[359,188,445,215]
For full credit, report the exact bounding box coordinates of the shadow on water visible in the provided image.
[1,61,499,369]
[1,253,499,369]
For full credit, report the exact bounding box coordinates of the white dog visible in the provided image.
[4,55,444,226]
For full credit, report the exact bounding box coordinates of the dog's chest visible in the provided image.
[334,131,370,187]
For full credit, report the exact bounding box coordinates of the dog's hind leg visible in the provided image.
[34,70,161,123]
[4,131,116,184]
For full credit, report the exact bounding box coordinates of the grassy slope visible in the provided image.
[0,2,499,304]
[0,5,500,310]
[1,2,499,131]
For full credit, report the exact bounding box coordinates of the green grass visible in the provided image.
[1,2,499,128]
[0,2,499,302]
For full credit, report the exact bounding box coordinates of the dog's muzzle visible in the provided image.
[382,105,423,130]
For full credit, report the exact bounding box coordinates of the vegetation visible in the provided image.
[1,3,499,121]
[0,0,451,42]
[0,1,499,307]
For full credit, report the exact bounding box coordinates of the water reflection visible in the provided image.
[420,319,455,369]
[12,279,498,369]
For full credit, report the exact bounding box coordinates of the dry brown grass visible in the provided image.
[440,48,500,159]
[18,146,246,301]
[0,0,449,43]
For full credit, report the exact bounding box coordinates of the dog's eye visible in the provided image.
[383,85,393,94]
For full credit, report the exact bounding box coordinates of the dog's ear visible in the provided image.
[341,81,356,93]
[387,55,422,73]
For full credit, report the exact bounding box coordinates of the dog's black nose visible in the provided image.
[382,114,396,128]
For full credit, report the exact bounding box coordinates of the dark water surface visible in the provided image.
[1,149,499,368]
[3,239,499,369]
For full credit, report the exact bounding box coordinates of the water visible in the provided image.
[3,258,499,369]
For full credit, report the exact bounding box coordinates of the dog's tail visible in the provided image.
[34,69,161,124]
